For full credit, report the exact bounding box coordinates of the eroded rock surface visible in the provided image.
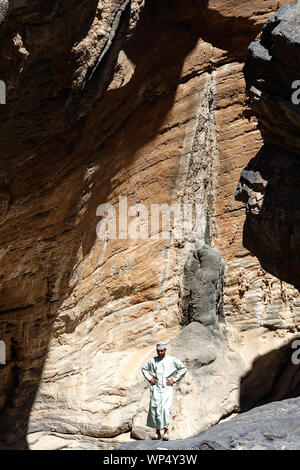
[0,0,299,450]
[118,396,300,450]
[236,0,300,289]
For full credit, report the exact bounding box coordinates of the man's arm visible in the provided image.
[171,357,187,384]
[142,359,155,382]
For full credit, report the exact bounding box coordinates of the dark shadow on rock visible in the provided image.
[118,395,300,450]
[239,336,300,412]
[0,0,279,449]
[197,0,270,59]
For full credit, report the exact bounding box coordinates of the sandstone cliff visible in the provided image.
[0,0,299,450]
[236,0,300,290]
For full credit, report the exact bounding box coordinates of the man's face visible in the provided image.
[157,348,166,358]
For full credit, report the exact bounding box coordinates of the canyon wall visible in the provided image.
[0,0,299,450]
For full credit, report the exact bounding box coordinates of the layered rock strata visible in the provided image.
[0,0,298,450]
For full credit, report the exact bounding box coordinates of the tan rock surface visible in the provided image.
[0,0,298,450]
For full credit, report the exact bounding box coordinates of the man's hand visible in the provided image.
[150,377,157,385]
[166,378,174,386]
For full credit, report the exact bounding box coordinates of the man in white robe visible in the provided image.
[142,343,187,440]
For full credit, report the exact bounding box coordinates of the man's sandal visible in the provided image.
[162,435,169,441]
[151,436,161,440]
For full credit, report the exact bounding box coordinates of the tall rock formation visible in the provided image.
[0,0,299,449]
[236,0,300,290]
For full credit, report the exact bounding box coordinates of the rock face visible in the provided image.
[182,238,225,327]
[118,396,300,450]
[236,0,300,290]
[0,0,299,450]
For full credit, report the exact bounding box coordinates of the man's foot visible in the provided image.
[151,431,162,440]
[162,435,169,441]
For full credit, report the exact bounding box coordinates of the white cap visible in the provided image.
[156,342,167,350]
